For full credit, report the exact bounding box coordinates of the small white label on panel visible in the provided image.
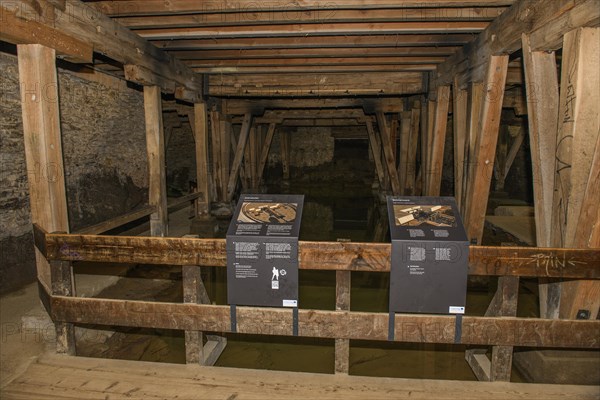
[283,299,297,307]
[449,306,465,314]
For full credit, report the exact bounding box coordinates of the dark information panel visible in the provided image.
[387,196,469,314]
[227,194,304,308]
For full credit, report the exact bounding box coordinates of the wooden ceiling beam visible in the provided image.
[86,1,516,16]
[210,72,422,87]
[195,65,437,74]
[184,56,445,67]
[433,0,600,87]
[113,8,505,29]
[169,47,461,60]
[150,34,475,50]
[222,98,408,115]
[135,21,489,40]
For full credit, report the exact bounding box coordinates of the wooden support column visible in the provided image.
[462,82,484,216]
[334,270,351,374]
[453,82,468,209]
[551,28,600,320]
[248,124,259,189]
[427,86,451,196]
[220,119,231,201]
[366,120,386,190]
[257,123,277,186]
[18,44,74,354]
[376,112,401,195]
[406,104,421,196]
[227,113,253,201]
[423,100,436,193]
[210,107,223,202]
[398,111,411,195]
[464,56,509,244]
[280,129,291,180]
[144,85,168,237]
[190,103,210,217]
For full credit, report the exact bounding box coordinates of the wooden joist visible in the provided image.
[35,228,600,279]
[74,206,156,235]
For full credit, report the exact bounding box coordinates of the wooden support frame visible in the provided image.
[227,113,253,200]
[210,107,225,202]
[376,112,401,195]
[144,86,168,237]
[464,56,509,244]
[18,44,74,354]
[427,86,451,196]
[405,104,420,196]
[248,124,259,190]
[462,82,484,216]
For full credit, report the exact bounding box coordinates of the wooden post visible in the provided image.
[248,124,259,189]
[453,81,468,209]
[209,107,223,202]
[376,112,401,195]
[551,28,600,319]
[227,113,253,201]
[462,82,484,216]
[334,270,351,374]
[464,55,509,244]
[406,104,421,195]
[424,100,436,193]
[220,119,231,201]
[18,44,74,354]
[280,129,291,180]
[397,111,411,195]
[257,123,277,186]
[144,85,168,237]
[191,103,210,217]
[366,120,386,190]
[428,85,451,196]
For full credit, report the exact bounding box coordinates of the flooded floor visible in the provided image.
[75,179,544,382]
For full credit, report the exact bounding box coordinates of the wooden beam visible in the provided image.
[453,83,468,209]
[257,123,277,186]
[335,271,351,375]
[90,1,516,16]
[191,103,210,216]
[366,120,387,191]
[74,205,156,235]
[209,108,224,202]
[2,0,202,92]
[433,0,600,87]
[552,28,600,320]
[464,56,508,244]
[38,229,600,279]
[522,34,558,248]
[48,292,600,349]
[427,86,451,196]
[144,86,168,237]
[226,113,253,200]
[280,130,291,180]
[405,104,420,195]
[0,6,92,63]
[124,64,176,94]
[397,111,411,195]
[18,44,74,354]
[461,82,484,215]
[220,119,231,201]
[248,124,259,189]
[423,100,436,193]
[136,22,488,40]
[376,112,401,195]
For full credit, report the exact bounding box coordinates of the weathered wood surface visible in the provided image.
[335,270,351,375]
[46,290,600,348]
[191,104,210,216]
[5,353,599,400]
[427,86,451,196]
[366,120,386,189]
[226,113,252,200]
[376,112,401,195]
[37,228,600,278]
[74,206,156,235]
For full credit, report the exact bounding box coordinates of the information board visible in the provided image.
[387,196,469,314]
[227,194,304,308]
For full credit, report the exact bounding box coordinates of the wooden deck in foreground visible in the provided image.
[2,353,598,400]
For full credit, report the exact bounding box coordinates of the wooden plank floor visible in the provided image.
[1,353,598,400]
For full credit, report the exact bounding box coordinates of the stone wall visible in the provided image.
[164,110,196,196]
[0,50,149,294]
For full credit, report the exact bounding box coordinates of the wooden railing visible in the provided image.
[33,224,600,381]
